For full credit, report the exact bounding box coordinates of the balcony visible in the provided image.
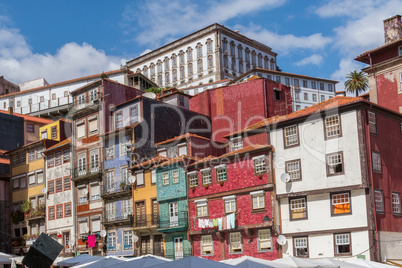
[70,97,101,118]
[15,96,72,118]
[164,249,192,260]
[102,212,133,227]
[101,184,132,200]
[157,212,188,232]
[25,206,46,221]
[72,164,102,182]
[133,214,160,230]
[25,234,40,246]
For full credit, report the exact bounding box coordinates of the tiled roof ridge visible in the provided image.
[0,110,54,124]
[156,133,210,146]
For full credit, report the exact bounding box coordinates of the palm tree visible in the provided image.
[344,70,368,97]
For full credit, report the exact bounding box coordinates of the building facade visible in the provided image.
[125,24,277,90]
[186,145,277,261]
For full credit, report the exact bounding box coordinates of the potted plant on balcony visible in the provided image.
[22,200,32,218]
[120,182,126,191]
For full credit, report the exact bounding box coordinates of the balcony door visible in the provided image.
[77,153,86,176]
[152,199,159,225]
[169,202,178,227]
[174,237,183,259]
[135,201,146,227]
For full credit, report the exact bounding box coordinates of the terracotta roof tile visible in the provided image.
[156,133,210,146]
[0,158,10,164]
[43,138,71,153]
[0,110,54,125]
[226,96,363,138]
[155,155,199,168]
[355,39,402,63]
[131,156,169,170]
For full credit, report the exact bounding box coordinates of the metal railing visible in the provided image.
[103,211,133,223]
[133,214,160,228]
[164,249,192,260]
[159,212,188,229]
[72,164,102,180]
[102,184,131,196]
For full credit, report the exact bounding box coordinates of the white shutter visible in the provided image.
[29,174,36,185]
[178,145,187,156]
[90,184,100,200]
[20,177,26,188]
[77,123,85,138]
[13,179,19,189]
[151,170,156,184]
[89,118,98,133]
[159,150,167,157]
[37,171,43,184]
[136,172,144,186]
[79,221,88,234]
[91,218,100,232]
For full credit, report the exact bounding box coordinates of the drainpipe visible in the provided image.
[364,106,379,261]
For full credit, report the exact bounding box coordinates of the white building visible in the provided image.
[229,68,337,111]
[125,23,277,90]
[44,138,75,256]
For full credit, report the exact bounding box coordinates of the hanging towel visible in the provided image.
[198,218,204,229]
[222,216,227,230]
[218,217,223,230]
[230,213,235,229]
[213,218,218,227]
[227,214,232,229]
[209,219,213,228]
[88,235,96,248]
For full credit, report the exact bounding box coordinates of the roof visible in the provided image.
[5,139,58,154]
[0,110,53,124]
[228,67,339,85]
[156,133,210,146]
[225,96,363,138]
[155,155,199,168]
[101,124,138,137]
[157,88,192,100]
[43,138,71,154]
[115,96,143,108]
[188,145,272,167]
[131,156,169,170]
[355,38,402,64]
[0,69,124,99]
[180,79,230,91]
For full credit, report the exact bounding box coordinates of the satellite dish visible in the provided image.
[280,173,291,183]
[82,189,88,195]
[143,92,157,99]
[132,234,139,243]
[42,187,48,194]
[83,227,89,233]
[277,235,287,245]
[128,176,136,184]
[100,230,107,238]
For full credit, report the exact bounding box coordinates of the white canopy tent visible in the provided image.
[148,256,235,268]
[110,255,171,268]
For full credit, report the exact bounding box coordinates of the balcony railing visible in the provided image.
[164,249,192,260]
[72,164,102,181]
[24,206,46,221]
[133,214,160,228]
[103,211,133,225]
[158,212,188,229]
[101,184,132,199]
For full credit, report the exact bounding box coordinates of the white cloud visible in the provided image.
[0,20,125,84]
[294,54,323,66]
[122,0,286,47]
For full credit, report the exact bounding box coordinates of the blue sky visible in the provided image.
[0,0,401,90]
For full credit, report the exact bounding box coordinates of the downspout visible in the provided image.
[364,106,380,261]
[263,80,268,118]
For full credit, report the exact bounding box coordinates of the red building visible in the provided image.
[189,77,292,143]
[186,145,278,261]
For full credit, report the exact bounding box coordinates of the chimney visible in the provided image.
[8,107,13,115]
[384,15,402,44]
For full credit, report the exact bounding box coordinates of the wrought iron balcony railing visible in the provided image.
[158,212,188,229]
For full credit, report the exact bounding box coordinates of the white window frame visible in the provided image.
[230,138,243,152]
[215,164,227,182]
[201,168,212,186]
[201,235,213,256]
[195,199,208,217]
[223,195,236,213]
[187,171,198,188]
[392,192,401,214]
[229,232,242,253]
[374,190,384,212]
[372,151,381,173]
[294,237,308,257]
[335,233,351,255]
[172,169,179,184]
[286,160,301,181]
[284,125,298,147]
[327,152,343,175]
[251,190,265,210]
[258,229,272,251]
[163,172,169,185]
[325,115,341,138]
[253,155,266,175]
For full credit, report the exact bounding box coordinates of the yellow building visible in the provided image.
[130,156,167,256]
[39,119,71,141]
[7,139,58,254]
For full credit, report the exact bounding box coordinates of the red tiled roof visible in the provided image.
[43,138,71,153]
[226,96,363,138]
[101,124,138,137]
[131,156,169,170]
[0,110,54,124]
[156,133,210,146]
[188,145,272,167]
[0,158,9,164]
[179,79,230,91]
[155,155,199,168]
[115,96,143,108]
[355,39,402,63]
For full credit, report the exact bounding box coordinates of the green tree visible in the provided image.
[145,87,163,95]
[344,70,368,97]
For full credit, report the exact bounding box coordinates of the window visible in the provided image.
[201,235,213,255]
[215,165,227,182]
[229,232,242,253]
[372,151,381,173]
[29,173,36,185]
[56,178,62,192]
[368,111,377,134]
[276,76,281,83]
[251,191,265,210]
[294,237,308,257]
[296,105,301,111]
[90,149,99,172]
[115,113,123,129]
[374,190,384,212]
[106,202,116,221]
[28,149,36,162]
[105,140,114,158]
[311,82,316,89]
[48,180,54,194]
[79,220,88,234]
[63,149,70,163]
[108,233,116,251]
[284,125,299,147]
[303,80,308,88]
[124,230,133,250]
[327,152,344,175]
[78,186,88,204]
[231,58,236,71]
[27,123,34,133]
[89,89,98,101]
[65,203,71,217]
[41,130,47,139]
[136,171,144,186]
[172,169,179,183]
[331,192,351,215]
[20,177,27,188]
[77,94,85,107]
[64,177,71,190]
[165,58,169,70]
[328,84,333,91]
[334,233,351,255]
[223,55,228,68]
[258,229,272,251]
[56,204,63,218]
[188,63,193,76]
[196,200,208,217]
[163,172,169,185]
[165,72,170,84]
[20,153,26,165]
[55,151,62,166]
[224,196,236,213]
[319,83,324,90]
[312,94,317,102]
[78,153,87,175]
[105,171,115,192]
[49,207,55,220]
[88,117,98,134]
[76,121,86,139]
[198,59,203,73]
[304,93,308,101]
[392,192,401,214]
[286,160,301,181]
[290,197,307,220]
[253,156,266,175]
[231,138,243,152]
[37,171,43,184]
[121,167,129,185]
[325,115,341,138]
[321,95,325,102]
[51,126,57,139]
[90,183,100,201]
[188,172,198,188]
[201,169,212,185]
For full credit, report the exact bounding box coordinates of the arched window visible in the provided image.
[150,63,155,77]
[264,56,269,69]
[188,63,193,76]
[157,75,162,86]
[171,54,177,67]
[198,59,203,73]
[223,55,228,68]
[179,51,185,65]
[206,39,213,54]
[230,41,235,57]
[239,61,243,73]
[245,48,250,62]
[165,72,170,84]
[258,53,263,68]
[231,57,236,71]
[172,69,177,82]
[208,55,213,69]
[157,60,162,73]
[142,66,148,77]
[187,47,193,62]
[222,38,228,53]
[164,57,170,71]
[237,45,243,59]
[196,43,203,58]
[180,66,185,80]
[251,51,256,66]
